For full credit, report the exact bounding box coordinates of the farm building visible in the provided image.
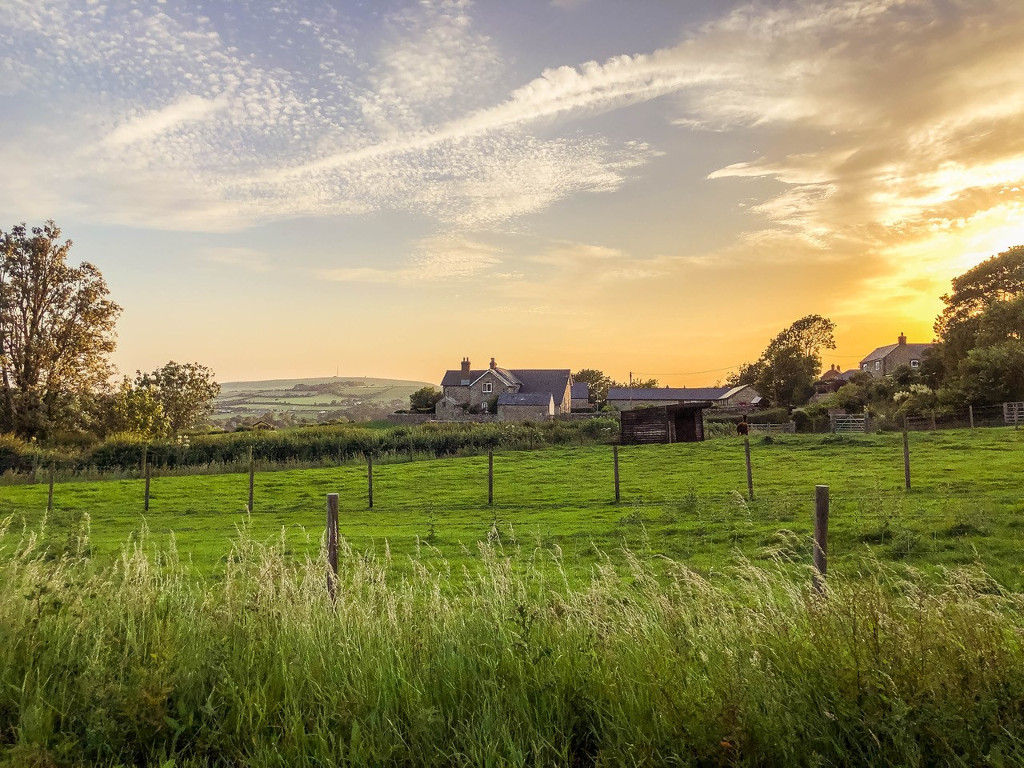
[859,333,934,377]
[496,392,555,421]
[607,385,759,411]
[620,404,707,444]
[571,382,591,410]
[435,357,573,419]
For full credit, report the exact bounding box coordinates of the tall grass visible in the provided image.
[2,519,1024,767]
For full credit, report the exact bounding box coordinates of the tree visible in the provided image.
[931,246,1024,406]
[734,315,837,407]
[135,361,220,434]
[409,386,443,412]
[0,221,121,439]
[108,377,170,438]
[572,369,613,406]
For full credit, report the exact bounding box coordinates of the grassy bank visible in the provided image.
[2,525,1023,767]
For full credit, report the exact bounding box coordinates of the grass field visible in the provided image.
[5,429,1024,766]
[2,427,1023,586]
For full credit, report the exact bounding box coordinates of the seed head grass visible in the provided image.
[2,520,1024,766]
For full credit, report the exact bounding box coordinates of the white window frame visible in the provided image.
[482,382,493,394]
[875,361,881,371]
[910,359,920,368]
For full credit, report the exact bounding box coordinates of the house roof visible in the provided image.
[497,392,554,407]
[571,382,589,399]
[860,343,934,364]
[607,387,731,402]
[441,366,571,400]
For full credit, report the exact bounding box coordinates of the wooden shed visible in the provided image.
[619,403,708,444]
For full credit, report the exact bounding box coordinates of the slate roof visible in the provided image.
[607,387,730,402]
[440,366,571,401]
[571,382,589,399]
[497,393,554,407]
[861,343,933,363]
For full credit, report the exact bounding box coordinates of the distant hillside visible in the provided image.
[213,376,434,427]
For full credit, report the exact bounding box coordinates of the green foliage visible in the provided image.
[0,221,121,440]
[571,369,612,405]
[135,361,220,434]
[78,418,621,471]
[408,386,443,412]
[2,525,1024,766]
[731,315,836,407]
[107,377,170,438]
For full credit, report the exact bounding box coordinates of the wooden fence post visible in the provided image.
[969,404,974,429]
[613,445,620,504]
[248,446,255,513]
[812,485,829,594]
[744,437,754,501]
[326,493,339,601]
[903,427,911,491]
[47,463,55,514]
[930,410,937,430]
[488,450,494,506]
[367,454,374,509]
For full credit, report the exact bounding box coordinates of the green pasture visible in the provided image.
[2,427,1023,585]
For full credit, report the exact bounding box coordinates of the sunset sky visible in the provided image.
[2,0,1023,386]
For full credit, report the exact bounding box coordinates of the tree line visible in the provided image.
[0,221,219,443]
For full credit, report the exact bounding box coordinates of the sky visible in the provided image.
[2,0,1023,386]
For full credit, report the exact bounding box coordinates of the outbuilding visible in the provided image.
[619,403,708,444]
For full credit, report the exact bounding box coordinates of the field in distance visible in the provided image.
[4,428,1024,587]
[213,375,434,426]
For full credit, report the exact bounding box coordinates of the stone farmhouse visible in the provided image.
[860,333,934,377]
[436,358,573,421]
[606,385,760,411]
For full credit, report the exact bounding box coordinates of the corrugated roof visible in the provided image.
[607,387,731,401]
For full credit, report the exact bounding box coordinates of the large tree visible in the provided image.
[135,361,220,434]
[0,221,121,439]
[731,315,837,407]
[931,246,1024,406]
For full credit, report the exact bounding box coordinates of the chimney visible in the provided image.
[460,357,471,384]
[490,357,497,370]
[898,332,907,345]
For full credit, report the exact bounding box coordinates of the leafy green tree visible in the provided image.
[572,369,613,405]
[108,377,170,438]
[409,386,443,412]
[732,315,837,407]
[135,361,220,434]
[0,221,121,439]
[931,247,1024,406]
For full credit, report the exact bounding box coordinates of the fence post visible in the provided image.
[969,405,974,429]
[326,493,339,601]
[812,485,829,594]
[930,410,936,430]
[903,427,911,490]
[367,454,374,509]
[248,446,255,513]
[488,450,494,506]
[47,463,55,514]
[744,437,754,501]
[613,445,620,504]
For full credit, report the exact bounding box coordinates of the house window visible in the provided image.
[910,359,920,368]
[874,361,881,371]
[482,382,492,393]
[862,364,868,371]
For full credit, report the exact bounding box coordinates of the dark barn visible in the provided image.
[619,403,708,444]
